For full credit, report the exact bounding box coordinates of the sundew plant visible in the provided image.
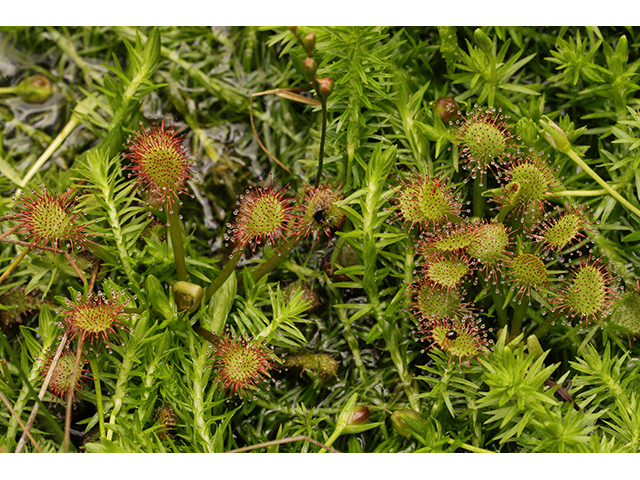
[2,26,640,454]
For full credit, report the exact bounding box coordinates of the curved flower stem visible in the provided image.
[565,148,640,219]
[315,100,328,188]
[167,208,187,282]
[494,204,514,225]
[90,356,106,440]
[204,247,243,302]
[17,95,97,193]
[0,246,29,283]
[64,336,84,452]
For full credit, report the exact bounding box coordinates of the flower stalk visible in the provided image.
[167,209,188,282]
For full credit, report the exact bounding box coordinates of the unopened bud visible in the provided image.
[172,281,204,313]
[17,74,53,103]
[434,97,461,123]
[348,406,370,426]
[390,409,422,439]
[302,57,318,79]
[302,32,316,56]
[474,28,493,55]
[540,117,570,153]
[317,77,334,102]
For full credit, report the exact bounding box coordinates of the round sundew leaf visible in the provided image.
[611,289,640,336]
[467,222,509,264]
[125,120,193,213]
[536,205,591,253]
[463,121,508,166]
[229,182,297,252]
[419,178,456,222]
[418,315,492,368]
[397,183,424,226]
[393,173,461,230]
[245,195,287,236]
[454,105,520,179]
[13,184,93,257]
[498,152,559,221]
[210,335,276,397]
[50,354,80,398]
[509,163,549,202]
[30,200,74,240]
[507,253,547,297]
[411,280,466,321]
[431,324,482,359]
[543,213,583,249]
[39,348,88,402]
[567,264,607,318]
[553,256,618,327]
[62,293,130,349]
[424,255,469,289]
[138,142,185,191]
